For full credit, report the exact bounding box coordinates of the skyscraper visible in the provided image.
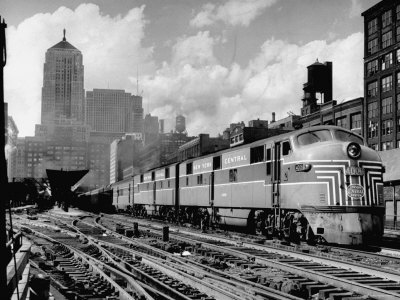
[41,29,85,124]
[86,89,143,134]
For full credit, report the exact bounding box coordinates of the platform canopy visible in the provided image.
[46,169,89,190]
[46,169,89,211]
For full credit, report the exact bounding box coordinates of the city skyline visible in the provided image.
[4,0,379,137]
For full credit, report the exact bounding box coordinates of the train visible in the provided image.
[80,125,385,245]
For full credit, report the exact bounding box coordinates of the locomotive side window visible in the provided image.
[266,148,271,175]
[140,174,144,183]
[297,129,332,146]
[213,156,221,170]
[250,145,265,163]
[187,162,193,175]
[197,174,203,185]
[282,141,291,156]
[151,171,155,181]
[229,169,238,182]
[165,168,170,178]
[334,130,364,144]
[186,177,189,186]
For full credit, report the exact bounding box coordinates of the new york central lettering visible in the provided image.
[224,154,247,165]
[194,161,212,171]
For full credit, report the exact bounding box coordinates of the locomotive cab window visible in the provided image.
[282,141,291,156]
[297,129,332,146]
[140,174,144,183]
[250,145,265,163]
[151,172,155,181]
[334,130,364,145]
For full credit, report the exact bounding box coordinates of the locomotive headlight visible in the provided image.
[347,142,361,159]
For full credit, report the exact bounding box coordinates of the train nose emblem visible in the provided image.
[347,142,361,159]
[347,184,365,199]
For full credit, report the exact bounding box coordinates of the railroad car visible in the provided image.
[111,177,133,212]
[78,186,113,213]
[107,125,384,245]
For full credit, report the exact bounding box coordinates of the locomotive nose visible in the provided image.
[347,142,361,159]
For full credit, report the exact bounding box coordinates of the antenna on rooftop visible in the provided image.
[136,65,139,96]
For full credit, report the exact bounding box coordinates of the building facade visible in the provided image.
[41,30,85,125]
[86,89,143,134]
[143,113,159,145]
[362,0,400,150]
[178,133,230,162]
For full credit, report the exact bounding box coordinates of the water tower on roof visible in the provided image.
[176,115,186,133]
[301,60,332,116]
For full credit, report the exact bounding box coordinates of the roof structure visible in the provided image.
[49,29,78,50]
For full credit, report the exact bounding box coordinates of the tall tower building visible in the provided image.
[362,0,400,151]
[41,29,85,124]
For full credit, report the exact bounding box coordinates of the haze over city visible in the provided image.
[4,0,379,137]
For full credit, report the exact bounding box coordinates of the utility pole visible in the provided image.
[0,16,8,295]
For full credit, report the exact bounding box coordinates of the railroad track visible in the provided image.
[94,212,400,300]
[15,212,300,300]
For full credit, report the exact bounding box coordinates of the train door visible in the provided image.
[209,172,214,221]
[272,142,281,231]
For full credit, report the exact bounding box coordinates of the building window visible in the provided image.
[382,10,392,28]
[368,121,378,138]
[351,113,362,130]
[367,81,378,97]
[397,27,400,42]
[381,119,393,136]
[381,75,393,92]
[398,116,400,132]
[381,141,393,151]
[397,94,400,111]
[229,169,238,182]
[382,96,393,114]
[381,52,393,70]
[366,59,378,76]
[382,31,393,48]
[368,102,378,118]
[368,38,378,55]
[336,116,347,128]
[368,18,378,35]
[397,5,400,20]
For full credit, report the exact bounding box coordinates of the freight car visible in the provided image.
[106,125,384,245]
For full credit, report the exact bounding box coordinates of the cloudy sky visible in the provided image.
[4,0,378,137]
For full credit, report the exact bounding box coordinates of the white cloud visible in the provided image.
[5,3,153,136]
[139,32,364,136]
[191,0,278,28]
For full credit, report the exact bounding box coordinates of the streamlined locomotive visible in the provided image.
[109,125,384,245]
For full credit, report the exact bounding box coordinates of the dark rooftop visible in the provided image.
[49,28,78,50]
